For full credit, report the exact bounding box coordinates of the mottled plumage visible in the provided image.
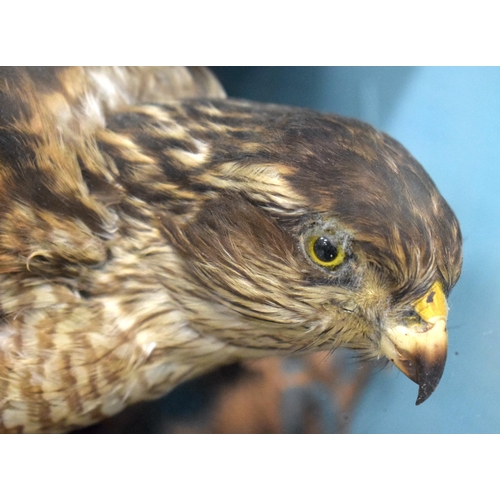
[0,67,462,432]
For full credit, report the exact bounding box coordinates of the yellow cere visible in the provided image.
[414,281,448,322]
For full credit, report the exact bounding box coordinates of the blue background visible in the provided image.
[213,67,500,433]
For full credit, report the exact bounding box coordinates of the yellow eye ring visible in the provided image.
[307,236,345,268]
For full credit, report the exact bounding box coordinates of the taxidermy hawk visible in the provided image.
[0,67,462,433]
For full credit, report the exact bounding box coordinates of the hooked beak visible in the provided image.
[380,282,448,405]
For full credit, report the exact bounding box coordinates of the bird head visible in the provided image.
[0,67,463,433]
[146,99,462,404]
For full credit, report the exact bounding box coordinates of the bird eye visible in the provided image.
[307,235,345,268]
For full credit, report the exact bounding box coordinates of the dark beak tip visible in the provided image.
[415,387,431,406]
[414,360,447,405]
[396,351,447,405]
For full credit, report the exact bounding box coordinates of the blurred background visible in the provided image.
[84,67,498,434]
[210,67,498,433]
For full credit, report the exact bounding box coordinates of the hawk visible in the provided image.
[0,67,462,432]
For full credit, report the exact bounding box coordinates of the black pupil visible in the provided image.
[313,236,338,262]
